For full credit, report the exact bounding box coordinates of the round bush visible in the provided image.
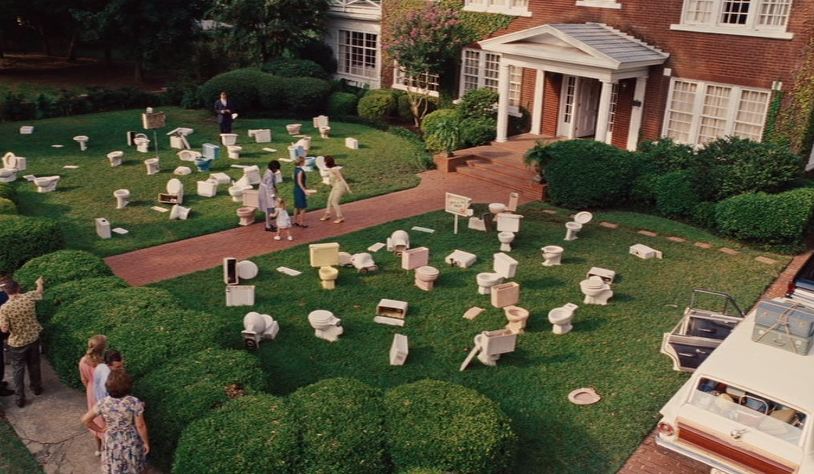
[327,92,359,116]
[38,276,127,323]
[692,201,718,230]
[290,378,387,474]
[544,140,636,208]
[0,197,15,215]
[13,250,112,290]
[458,88,498,120]
[256,74,287,110]
[173,395,299,474]
[459,116,497,148]
[45,287,180,388]
[282,77,332,115]
[262,58,328,79]
[294,39,338,74]
[358,92,396,121]
[136,348,268,468]
[635,138,696,175]
[652,170,700,218]
[199,68,267,113]
[0,215,63,274]
[420,108,459,135]
[397,93,413,120]
[384,380,517,474]
[108,308,224,378]
[715,188,814,244]
[0,183,16,202]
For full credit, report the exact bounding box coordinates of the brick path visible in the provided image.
[105,169,532,286]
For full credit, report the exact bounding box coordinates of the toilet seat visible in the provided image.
[568,387,601,405]
[237,261,259,280]
[167,179,182,194]
[574,212,593,224]
[416,266,439,279]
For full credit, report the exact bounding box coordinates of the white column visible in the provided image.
[626,76,648,151]
[495,62,512,143]
[594,80,615,143]
[530,70,545,135]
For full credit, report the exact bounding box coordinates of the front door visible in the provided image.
[574,78,600,138]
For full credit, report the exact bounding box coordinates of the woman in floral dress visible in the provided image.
[81,370,150,474]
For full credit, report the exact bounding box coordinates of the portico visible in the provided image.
[480,23,668,150]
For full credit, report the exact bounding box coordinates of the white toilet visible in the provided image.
[415,266,440,291]
[498,232,515,252]
[177,150,201,162]
[159,178,184,205]
[134,135,150,153]
[34,176,60,193]
[386,230,410,255]
[73,135,89,151]
[0,169,16,183]
[114,189,130,209]
[580,276,613,305]
[236,207,256,226]
[107,151,124,167]
[3,152,26,171]
[564,211,593,241]
[228,185,246,202]
[308,310,344,342]
[226,145,242,159]
[169,204,191,220]
[197,179,219,198]
[542,246,564,266]
[243,165,261,185]
[145,158,160,175]
[548,303,579,335]
[488,203,506,214]
[476,253,518,295]
[220,133,238,146]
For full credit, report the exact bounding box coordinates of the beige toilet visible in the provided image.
[415,266,440,291]
[107,151,124,167]
[548,303,579,334]
[565,211,593,241]
[580,276,613,305]
[220,133,238,146]
[73,135,89,151]
[542,246,564,266]
[236,207,256,226]
[145,158,160,175]
[34,176,60,193]
[308,310,343,342]
[504,306,530,334]
[310,243,341,290]
[114,189,130,209]
[169,204,191,220]
[476,253,518,295]
[226,145,242,159]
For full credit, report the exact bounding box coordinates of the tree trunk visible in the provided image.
[66,30,79,62]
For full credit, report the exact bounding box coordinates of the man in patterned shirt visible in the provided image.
[0,277,45,408]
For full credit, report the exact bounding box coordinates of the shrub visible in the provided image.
[0,183,15,202]
[0,215,63,274]
[294,39,338,75]
[13,250,112,290]
[420,108,459,136]
[385,380,517,474]
[458,88,498,120]
[44,287,180,389]
[198,68,267,113]
[136,348,268,467]
[263,58,328,79]
[459,116,497,148]
[38,276,127,324]
[358,92,397,121]
[290,378,387,474]
[715,188,814,243]
[327,92,359,116]
[0,197,15,215]
[425,115,461,155]
[173,395,299,474]
[636,138,696,175]
[692,201,718,230]
[282,77,332,115]
[256,74,287,110]
[651,170,700,218]
[698,136,803,200]
[397,93,413,120]
[543,140,636,208]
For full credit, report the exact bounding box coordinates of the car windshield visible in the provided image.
[690,378,806,445]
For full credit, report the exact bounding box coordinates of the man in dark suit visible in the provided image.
[214,91,236,134]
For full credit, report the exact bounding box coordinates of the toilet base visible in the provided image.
[116,199,128,209]
[564,231,578,241]
[238,216,254,226]
[583,295,611,305]
[477,352,500,366]
[552,323,572,335]
[415,278,435,291]
[543,256,562,266]
[477,285,493,295]
[320,280,336,290]
[500,243,512,252]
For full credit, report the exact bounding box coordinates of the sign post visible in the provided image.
[445,193,474,234]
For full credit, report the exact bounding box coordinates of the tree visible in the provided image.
[211,0,331,64]
[387,4,467,126]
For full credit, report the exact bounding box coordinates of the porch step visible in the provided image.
[467,158,536,182]
[455,164,546,200]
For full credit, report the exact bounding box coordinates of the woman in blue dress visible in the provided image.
[293,156,313,227]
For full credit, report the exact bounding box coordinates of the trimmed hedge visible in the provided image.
[37,276,127,323]
[262,58,328,79]
[420,109,459,135]
[281,77,332,115]
[0,215,63,274]
[652,170,700,218]
[13,250,112,290]
[358,92,397,121]
[635,138,696,175]
[256,74,287,110]
[199,68,267,113]
[289,378,388,474]
[458,88,498,120]
[543,140,636,208]
[327,92,359,116]
[135,348,268,468]
[459,116,497,148]
[107,309,224,378]
[173,395,299,474]
[715,188,814,244]
[0,183,15,202]
[0,197,16,215]
[384,380,517,474]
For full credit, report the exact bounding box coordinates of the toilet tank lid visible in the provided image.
[574,211,593,224]
[493,253,518,265]
[167,178,183,193]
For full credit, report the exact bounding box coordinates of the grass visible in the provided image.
[154,202,789,473]
[0,107,426,256]
[0,417,43,473]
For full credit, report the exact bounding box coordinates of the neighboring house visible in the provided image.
[324,0,383,89]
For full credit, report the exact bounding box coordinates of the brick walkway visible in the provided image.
[105,169,532,286]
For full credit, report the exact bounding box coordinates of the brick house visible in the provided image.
[325,0,813,152]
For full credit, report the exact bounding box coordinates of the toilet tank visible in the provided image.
[494,253,518,279]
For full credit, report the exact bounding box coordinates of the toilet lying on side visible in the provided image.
[34,176,60,193]
[476,253,518,295]
[158,178,184,205]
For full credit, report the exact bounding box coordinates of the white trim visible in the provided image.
[576,0,622,9]
[391,63,440,97]
[496,62,512,142]
[462,1,532,17]
[627,76,648,150]
[458,48,521,116]
[531,70,545,135]
[670,23,793,39]
[326,19,381,88]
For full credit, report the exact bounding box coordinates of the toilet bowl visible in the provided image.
[564,211,593,241]
[498,231,515,252]
[580,276,613,305]
[197,179,219,198]
[2,152,26,171]
[338,252,353,267]
[286,123,302,135]
[318,266,339,290]
[319,126,331,139]
[114,189,130,209]
[548,303,579,335]
[226,145,242,159]
[294,136,311,153]
[107,151,124,167]
[220,133,238,146]
[174,166,192,176]
[542,245,564,266]
[350,253,378,273]
[145,158,160,175]
[228,185,245,202]
[415,265,440,291]
[169,204,191,220]
[307,310,343,342]
[34,176,60,193]
[158,178,184,205]
[177,150,200,162]
[73,135,89,151]
[236,207,256,226]
[0,169,16,183]
[134,135,150,153]
[489,203,507,214]
[387,230,410,255]
[476,252,518,295]
[504,306,530,334]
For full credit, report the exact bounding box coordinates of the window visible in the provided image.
[460,49,522,112]
[663,78,770,146]
[608,84,620,134]
[463,0,531,16]
[392,64,440,97]
[575,0,622,9]
[673,0,794,39]
[337,30,378,79]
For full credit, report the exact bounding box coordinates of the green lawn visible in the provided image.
[1,108,425,256]
[0,417,43,473]
[154,202,788,473]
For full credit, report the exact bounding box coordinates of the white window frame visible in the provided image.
[671,0,794,39]
[463,0,532,17]
[392,63,440,97]
[575,0,622,9]
[459,48,522,116]
[661,77,771,147]
[337,29,379,80]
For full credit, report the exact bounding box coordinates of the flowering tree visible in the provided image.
[387,4,467,126]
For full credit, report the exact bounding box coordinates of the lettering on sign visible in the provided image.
[445,193,473,217]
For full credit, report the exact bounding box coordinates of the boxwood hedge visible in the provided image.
[281,77,332,115]
[358,92,397,121]
[289,378,388,474]
[715,188,814,244]
[199,68,267,113]
[37,276,127,323]
[384,379,517,474]
[0,183,16,202]
[0,197,16,215]
[327,92,359,117]
[0,215,63,274]
[13,250,112,289]
[172,395,299,474]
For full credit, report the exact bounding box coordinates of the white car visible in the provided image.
[656,297,814,473]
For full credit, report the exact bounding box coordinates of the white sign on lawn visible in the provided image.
[445,192,473,234]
